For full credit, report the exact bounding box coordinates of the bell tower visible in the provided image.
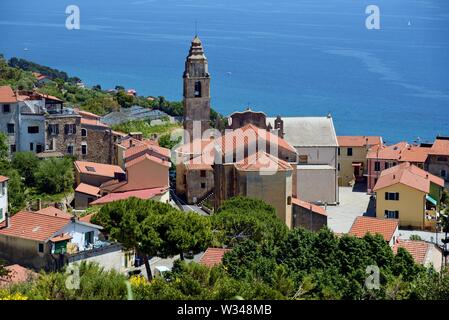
[183,35,211,142]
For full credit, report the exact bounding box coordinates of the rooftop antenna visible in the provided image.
[195,20,198,36]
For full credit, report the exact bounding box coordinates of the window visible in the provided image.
[337,148,340,156]
[36,144,43,153]
[48,124,59,135]
[38,243,44,253]
[385,192,400,201]
[82,143,87,155]
[81,128,87,137]
[200,170,206,177]
[384,210,399,219]
[28,126,39,134]
[374,161,381,172]
[10,145,16,153]
[298,155,308,164]
[287,196,292,205]
[86,166,96,172]
[441,170,447,178]
[7,123,14,134]
[338,163,341,171]
[29,143,34,151]
[437,156,448,162]
[347,148,353,156]
[194,81,202,97]
[3,104,10,113]
[200,182,206,189]
[85,231,94,246]
[67,145,74,155]
[385,162,389,170]
[64,124,76,135]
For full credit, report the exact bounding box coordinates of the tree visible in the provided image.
[11,152,39,186]
[161,210,213,260]
[4,169,27,214]
[92,198,211,280]
[34,157,74,194]
[212,197,288,247]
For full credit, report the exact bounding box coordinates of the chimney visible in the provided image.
[38,198,42,211]
[5,212,10,229]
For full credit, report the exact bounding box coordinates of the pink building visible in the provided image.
[366,142,431,193]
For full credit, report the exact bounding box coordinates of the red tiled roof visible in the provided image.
[348,216,398,242]
[80,118,109,128]
[373,162,444,193]
[91,188,167,205]
[74,108,101,120]
[393,240,432,265]
[199,248,231,268]
[0,264,36,287]
[36,206,72,220]
[429,138,449,156]
[74,161,125,178]
[75,183,101,196]
[0,176,9,183]
[184,162,214,171]
[0,86,17,103]
[217,124,297,155]
[126,153,171,168]
[0,211,69,242]
[292,198,327,216]
[79,213,95,223]
[50,233,72,243]
[367,142,430,163]
[234,151,292,172]
[124,143,170,161]
[337,136,383,147]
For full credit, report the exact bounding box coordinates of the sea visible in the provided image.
[1,0,449,144]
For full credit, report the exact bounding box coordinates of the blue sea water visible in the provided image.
[1,0,449,143]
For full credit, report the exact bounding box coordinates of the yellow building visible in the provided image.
[337,136,382,186]
[374,162,444,230]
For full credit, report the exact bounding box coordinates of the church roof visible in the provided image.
[187,35,207,60]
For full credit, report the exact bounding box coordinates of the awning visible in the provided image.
[352,162,363,167]
[426,194,437,206]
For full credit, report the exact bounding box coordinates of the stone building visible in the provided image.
[291,198,327,232]
[183,36,211,143]
[45,110,82,158]
[227,108,268,130]
[215,151,294,229]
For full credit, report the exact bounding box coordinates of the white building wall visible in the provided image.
[0,102,19,153]
[296,166,338,204]
[60,222,100,251]
[0,181,7,223]
[18,114,46,152]
[295,146,338,167]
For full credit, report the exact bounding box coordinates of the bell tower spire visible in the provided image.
[183,35,211,143]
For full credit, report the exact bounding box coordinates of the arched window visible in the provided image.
[81,142,87,156]
[81,128,87,137]
[194,81,202,97]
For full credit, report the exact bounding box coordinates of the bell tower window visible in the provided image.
[194,81,202,98]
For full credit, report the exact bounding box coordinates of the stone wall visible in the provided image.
[81,124,114,164]
[45,114,82,158]
[292,204,327,231]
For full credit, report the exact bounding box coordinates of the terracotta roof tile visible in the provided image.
[367,142,430,163]
[337,136,383,147]
[0,264,37,287]
[393,240,431,265]
[373,162,444,193]
[50,233,72,242]
[74,161,125,178]
[124,143,170,162]
[0,86,17,103]
[126,153,171,168]
[79,213,95,223]
[348,216,398,242]
[81,118,109,128]
[36,206,72,220]
[0,176,9,183]
[292,197,327,216]
[91,187,167,205]
[234,151,292,172]
[199,248,231,268]
[75,183,101,197]
[429,138,449,156]
[0,211,70,242]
